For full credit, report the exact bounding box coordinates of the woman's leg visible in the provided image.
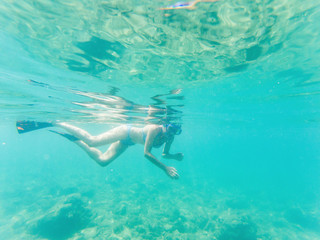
[75,140,128,167]
[55,122,127,147]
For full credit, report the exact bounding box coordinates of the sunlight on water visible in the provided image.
[0,0,319,123]
[0,0,319,83]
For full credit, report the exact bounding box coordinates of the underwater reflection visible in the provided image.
[72,86,184,124]
[27,79,184,124]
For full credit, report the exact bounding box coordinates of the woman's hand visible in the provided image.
[165,166,179,179]
[173,153,184,161]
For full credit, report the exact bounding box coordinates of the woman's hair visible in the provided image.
[166,123,182,135]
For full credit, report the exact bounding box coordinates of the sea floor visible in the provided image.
[1,169,320,240]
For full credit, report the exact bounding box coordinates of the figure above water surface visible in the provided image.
[160,0,219,10]
[16,121,183,179]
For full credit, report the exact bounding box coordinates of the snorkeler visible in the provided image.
[16,121,183,179]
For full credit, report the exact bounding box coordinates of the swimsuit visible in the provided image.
[120,126,135,146]
[121,125,167,147]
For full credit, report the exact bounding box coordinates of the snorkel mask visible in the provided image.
[166,123,182,135]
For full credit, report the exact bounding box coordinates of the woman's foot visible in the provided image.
[16,120,53,134]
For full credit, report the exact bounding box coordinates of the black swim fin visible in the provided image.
[49,130,79,142]
[16,120,53,134]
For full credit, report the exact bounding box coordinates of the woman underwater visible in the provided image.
[16,121,183,179]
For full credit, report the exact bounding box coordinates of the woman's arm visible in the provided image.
[144,126,179,179]
[162,137,184,161]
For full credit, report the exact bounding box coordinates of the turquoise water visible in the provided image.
[1,0,320,239]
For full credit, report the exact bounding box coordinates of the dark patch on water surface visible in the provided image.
[65,36,125,73]
[245,45,262,61]
[284,208,320,233]
[200,11,220,26]
[267,42,283,55]
[76,36,124,61]
[30,194,92,240]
